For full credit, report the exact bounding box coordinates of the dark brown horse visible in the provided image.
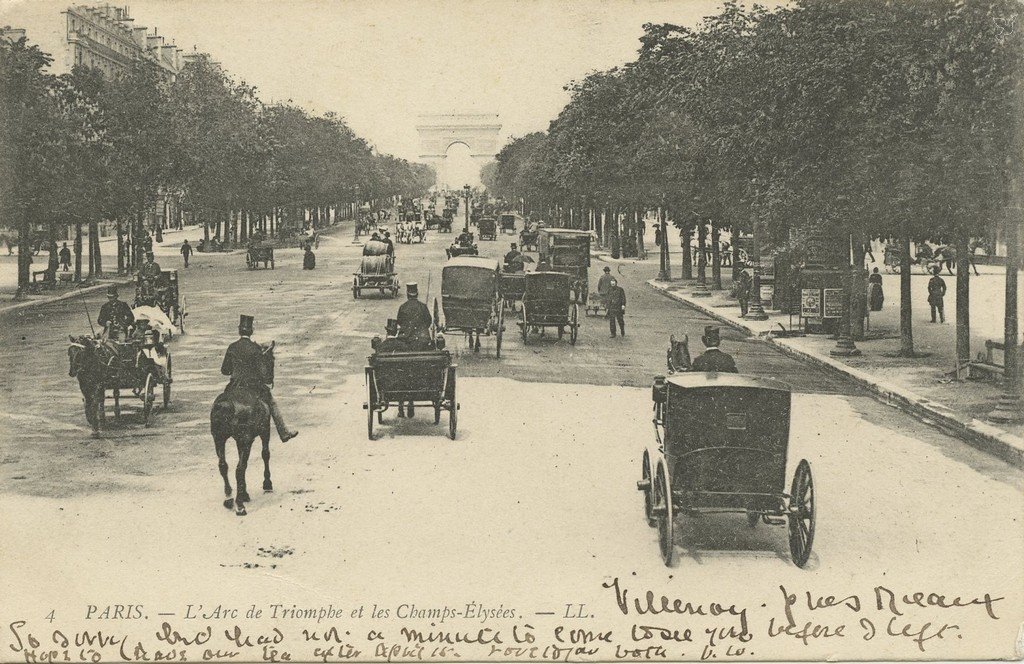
[68,336,108,437]
[210,342,275,516]
[666,334,692,374]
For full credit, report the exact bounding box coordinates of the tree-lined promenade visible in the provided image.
[0,37,433,295]
[488,0,1024,419]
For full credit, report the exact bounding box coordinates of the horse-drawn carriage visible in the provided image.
[68,333,172,436]
[500,214,517,235]
[640,373,815,567]
[477,217,497,241]
[364,350,459,440]
[519,226,540,252]
[538,228,590,304]
[498,271,527,310]
[518,271,581,345]
[438,257,505,357]
[353,240,399,298]
[446,234,479,259]
[134,270,186,335]
[246,244,275,269]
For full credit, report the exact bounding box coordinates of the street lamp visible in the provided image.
[463,184,471,233]
[744,178,769,321]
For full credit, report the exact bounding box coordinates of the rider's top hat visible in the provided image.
[603,266,611,272]
[239,314,254,335]
[406,283,419,297]
[702,325,721,347]
[106,285,118,297]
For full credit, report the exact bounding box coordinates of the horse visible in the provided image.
[666,334,692,374]
[68,336,109,437]
[210,342,275,516]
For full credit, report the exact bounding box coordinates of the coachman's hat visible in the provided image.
[406,283,419,297]
[239,314,254,335]
[702,325,721,345]
[106,285,118,297]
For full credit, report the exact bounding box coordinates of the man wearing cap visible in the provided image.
[221,315,298,442]
[597,266,614,310]
[382,231,395,256]
[690,326,738,373]
[97,285,135,339]
[396,283,433,347]
[140,251,162,281]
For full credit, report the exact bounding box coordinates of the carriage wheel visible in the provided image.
[434,403,441,424]
[448,381,458,441]
[366,377,375,440]
[520,306,529,342]
[142,373,155,426]
[495,303,504,358]
[352,278,360,299]
[654,458,674,566]
[788,459,815,568]
[640,449,656,527]
[569,304,579,345]
[163,355,172,408]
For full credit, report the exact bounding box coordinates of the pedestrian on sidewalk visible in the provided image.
[597,266,614,309]
[59,243,71,272]
[180,239,193,268]
[303,243,316,270]
[735,269,752,317]
[928,268,946,323]
[606,277,626,338]
[868,267,884,311]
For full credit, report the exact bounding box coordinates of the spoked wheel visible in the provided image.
[520,307,529,342]
[366,377,375,440]
[352,278,360,299]
[570,303,579,345]
[142,373,155,426]
[448,382,458,440]
[163,354,172,407]
[495,303,504,358]
[434,404,441,424]
[788,459,815,568]
[639,449,655,527]
[654,458,674,566]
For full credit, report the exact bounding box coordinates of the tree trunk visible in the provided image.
[711,219,722,290]
[851,232,867,341]
[135,205,145,272]
[681,220,693,280]
[955,233,970,371]
[898,225,915,357]
[696,220,707,286]
[74,220,83,283]
[91,219,102,276]
[47,221,58,284]
[17,216,31,295]
[116,218,125,275]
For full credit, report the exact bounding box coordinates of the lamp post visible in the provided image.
[744,179,769,321]
[989,201,1022,422]
[463,184,471,233]
[657,206,670,281]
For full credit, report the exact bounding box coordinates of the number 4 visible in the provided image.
[45,610,55,623]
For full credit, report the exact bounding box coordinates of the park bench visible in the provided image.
[30,269,54,293]
[969,340,1023,380]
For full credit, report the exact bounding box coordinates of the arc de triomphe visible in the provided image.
[415,113,502,187]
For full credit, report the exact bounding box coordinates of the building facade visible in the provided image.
[62,5,181,80]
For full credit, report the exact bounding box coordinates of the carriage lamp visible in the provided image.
[652,375,667,403]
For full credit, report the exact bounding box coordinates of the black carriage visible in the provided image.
[135,270,186,334]
[640,373,815,567]
[364,350,458,440]
[446,234,479,259]
[353,240,399,298]
[538,228,590,303]
[438,257,504,357]
[70,335,172,431]
[500,214,517,235]
[518,271,580,345]
[520,227,539,252]
[246,245,275,269]
[478,217,497,241]
[498,271,526,310]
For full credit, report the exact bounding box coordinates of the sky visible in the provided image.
[0,0,729,163]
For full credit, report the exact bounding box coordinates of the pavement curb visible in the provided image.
[646,278,1024,469]
[0,277,134,318]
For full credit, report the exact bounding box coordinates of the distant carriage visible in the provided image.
[478,217,497,241]
[135,270,186,335]
[246,245,275,269]
[518,271,581,345]
[500,214,517,235]
[538,228,591,304]
[353,240,399,298]
[438,257,504,357]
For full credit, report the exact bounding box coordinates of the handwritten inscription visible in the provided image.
[3,583,1008,661]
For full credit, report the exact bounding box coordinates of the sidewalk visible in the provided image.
[645,275,1024,468]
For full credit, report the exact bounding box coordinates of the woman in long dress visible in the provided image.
[868,267,884,311]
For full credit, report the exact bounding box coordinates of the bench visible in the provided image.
[30,269,55,292]
[970,340,1022,380]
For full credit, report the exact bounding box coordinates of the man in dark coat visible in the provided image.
[504,243,521,268]
[606,277,626,338]
[180,239,193,268]
[382,231,395,256]
[735,269,752,317]
[97,285,135,339]
[303,245,316,270]
[221,315,298,442]
[59,243,71,272]
[928,268,946,323]
[396,283,433,348]
[691,326,738,373]
[140,251,162,281]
